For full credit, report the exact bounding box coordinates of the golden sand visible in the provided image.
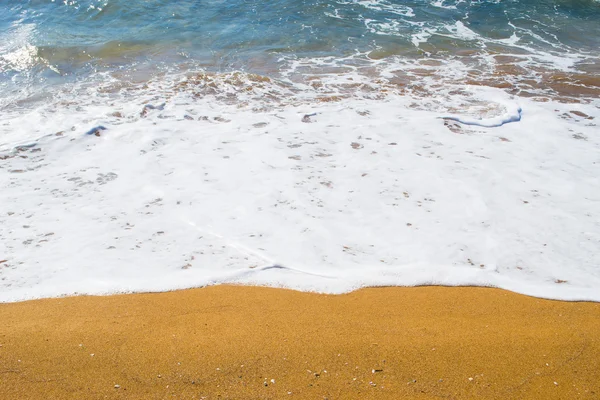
[1,285,599,399]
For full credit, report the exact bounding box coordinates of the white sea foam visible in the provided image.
[430,0,460,10]
[445,21,479,41]
[442,101,522,127]
[0,23,39,73]
[1,72,599,303]
[337,0,415,17]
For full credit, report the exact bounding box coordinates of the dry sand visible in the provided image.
[0,285,599,399]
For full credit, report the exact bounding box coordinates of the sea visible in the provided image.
[1,0,599,302]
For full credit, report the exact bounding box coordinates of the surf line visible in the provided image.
[441,105,522,128]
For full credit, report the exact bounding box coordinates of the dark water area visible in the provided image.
[1,0,599,104]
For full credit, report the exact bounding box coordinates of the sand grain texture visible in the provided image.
[1,286,599,399]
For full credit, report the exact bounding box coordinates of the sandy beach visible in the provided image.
[1,285,599,399]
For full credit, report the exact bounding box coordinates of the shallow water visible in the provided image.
[2,0,600,100]
[0,0,599,302]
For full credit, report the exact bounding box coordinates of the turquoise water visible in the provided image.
[1,0,599,101]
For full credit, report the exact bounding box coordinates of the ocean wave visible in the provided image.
[1,0,599,303]
[1,79,599,302]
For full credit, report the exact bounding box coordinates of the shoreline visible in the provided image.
[3,282,600,305]
[1,285,599,399]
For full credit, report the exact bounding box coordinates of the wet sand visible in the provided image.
[1,285,599,399]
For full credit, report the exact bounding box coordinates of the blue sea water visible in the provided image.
[1,0,599,102]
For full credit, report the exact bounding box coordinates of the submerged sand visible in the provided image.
[0,285,599,399]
